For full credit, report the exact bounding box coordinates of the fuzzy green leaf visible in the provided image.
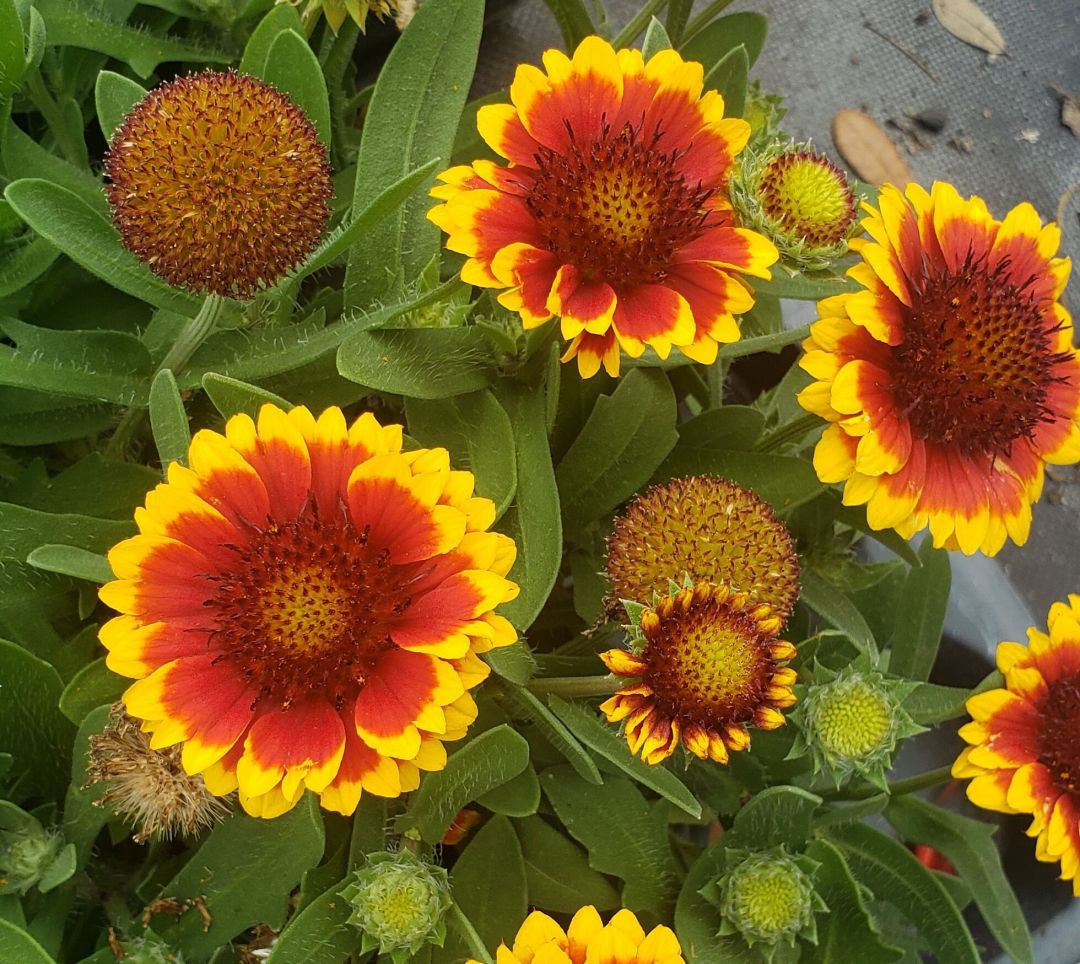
[155,795,325,959]
[727,785,821,850]
[675,840,759,964]
[888,538,951,681]
[0,236,59,299]
[482,642,535,686]
[823,821,979,964]
[400,725,530,843]
[406,389,516,520]
[25,545,113,584]
[641,17,672,58]
[451,816,528,952]
[514,815,620,913]
[0,920,53,964]
[94,70,147,143]
[477,763,540,817]
[202,373,290,420]
[265,878,358,964]
[752,269,859,301]
[58,658,126,726]
[0,638,75,800]
[0,0,25,100]
[904,682,970,725]
[886,797,1032,964]
[542,767,677,917]
[800,569,877,653]
[344,0,482,306]
[703,43,748,116]
[263,29,331,147]
[3,180,203,317]
[546,695,701,818]
[676,406,765,451]
[1,122,107,214]
[61,705,113,868]
[682,11,768,68]
[149,369,191,469]
[240,3,303,77]
[556,368,678,532]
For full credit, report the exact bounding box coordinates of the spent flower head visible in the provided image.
[341,850,452,963]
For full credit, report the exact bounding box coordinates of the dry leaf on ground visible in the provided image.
[932,0,1006,56]
[832,109,914,187]
[1054,88,1080,138]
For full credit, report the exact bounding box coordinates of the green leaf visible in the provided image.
[546,695,701,818]
[542,767,677,917]
[800,569,876,653]
[654,447,823,513]
[58,658,126,726]
[0,638,75,800]
[400,725,530,843]
[148,369,190,469]
[482,642,535,686]
[155,795,325,960]
[338,326,496,398]
[344,0,482,306]
[886,797,1032,964]
[61,705,113,868]
[0,236,60,299]
[25,544,113,584]
[831,496,919,567]
[94,70,146,143]
[495,684,602,786]
[727,785,821,850]
[34,0,235,77]
[451,815,528,951]
[202,373,289,421]
[265,878,357,964]
[803,839,904,964]
[904,683,970,725]
[240,2,303,77]
[477,763,540,817]
[3,180,203,317]
[823,822,979,964]
[642,17,672,58]
[682,11,768,68]
[0,920,53,964]
[536,0,596,48]
[0,501,132,559]
[1,121,107,214]
[493,369,562,631]
[263,30,331,147]
[703,44,748,117]
[555,368,678,532]
[676,406,764,452]
[888,538,951,681]
[406,389,516,520]
[0,0,25,100]
[36,843,76,893]
[752,269,859,302]
[514,815,620,913]
[294,158,441,281]
[675,841,759,964]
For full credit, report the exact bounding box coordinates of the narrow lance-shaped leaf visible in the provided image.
[148,369,190,470]
[888,537,951,680]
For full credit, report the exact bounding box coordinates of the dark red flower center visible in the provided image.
[207,508,420,711]
[643,593,772,728]
[525,121,715,288]
[1038,670,1080,798]
[889,254,1068,458]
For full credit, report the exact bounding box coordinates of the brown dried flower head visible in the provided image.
[105,71,333,298]
[605,476,800,621]
[86,704,231,843]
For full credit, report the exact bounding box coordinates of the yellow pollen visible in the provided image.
[580,168,660,246]
[729,859,809,937]
[257,564,353,655]
[815,681,893,760]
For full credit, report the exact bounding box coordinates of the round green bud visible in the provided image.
[341,850,452,958]
[721,850,816,946]
[0,829,60,893]
[806,672,897,766]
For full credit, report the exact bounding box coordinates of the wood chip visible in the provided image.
[931,0,1006,56]
[831,109,914,187]
[1062,98,1080,138]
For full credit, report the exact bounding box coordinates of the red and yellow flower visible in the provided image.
[953,595,1080,895]
[799,182,1080,555]
[600,583,796,765]
[479,906,684,964]
[429,36,778,378]
[99,404,518,818]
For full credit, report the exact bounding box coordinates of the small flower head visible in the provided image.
[702,848,824,957]
[791,665,922,789]
[105,71,332,298]
[484,906,684,964]
[290,0,403,33]
[600,582,797,765]
[605,476,800,623]
[0,826,61,896]
[341,850,452,962]
[85,704,231,843]
[731,143,858,270]
[953,595,1080,895]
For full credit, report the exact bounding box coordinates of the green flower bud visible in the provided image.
[118,935,185,964]
[0,813,62,896]
[341,850,452,964]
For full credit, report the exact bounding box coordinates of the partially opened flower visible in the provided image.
[604,476,800,622]
[479,906,684,964]
[99,404,518,818]
[429,36,778,377]
[291,0,407,32]
[799,182,1080,555]
[953,595,1080,895]
[600,583,796,764]
[106,71,333,298]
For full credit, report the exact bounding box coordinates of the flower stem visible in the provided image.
[105,294,226,460]
[451,902,493,964]
[825,765,954,802]
[526,675,622,699]
[754,412,823,454]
